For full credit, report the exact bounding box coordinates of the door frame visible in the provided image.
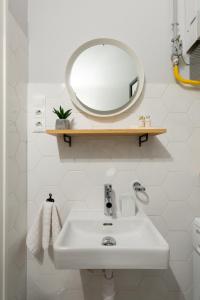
[0,0,6,299]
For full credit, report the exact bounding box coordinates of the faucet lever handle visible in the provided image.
[105,184,112,192]
[104,184,112,198]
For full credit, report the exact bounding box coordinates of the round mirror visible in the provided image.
[66,38,144,117]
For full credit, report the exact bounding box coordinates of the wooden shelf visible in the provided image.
[46,128,166,147]
[46,128,166,136]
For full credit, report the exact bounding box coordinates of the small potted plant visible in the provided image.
[53,106,72,129]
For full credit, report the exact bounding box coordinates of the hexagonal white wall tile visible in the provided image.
[163,171,194,201]
[16,111,27,141]
[7,131,20,158]
[33,157,66,187]
[7,158,21,193]
[149,216,168,237]
[60,201,86,222]
[162,202,193,230]
[144,83,167,98]
[141,186,168,216]
[166,142,191,172]
[28,141,42,170]
[187,187,200,214]
[7,193,19,231]
[140,135,169,159]
[33,134,59,157]
[85,186,104,210]
[16,142,27,172]
[7,85,20,121]
[16,83,27,112]
[164,113,193,142]
[137,161,168,186]
[7,48,19,86]
[166,231,192,261]
[162,84,194,113]
[16,172,27,204]
[85,162,118,186]
[135,98,168,126]
[60,170,90,201]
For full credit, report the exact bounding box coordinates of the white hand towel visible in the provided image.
[26,201,62,255]
[52,204,62,244]
[42,202,53,251]
[26,204,43,255]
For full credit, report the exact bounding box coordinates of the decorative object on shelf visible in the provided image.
[46,128,167,147]
[138,115,145,127]
[145,115,152,127]
[53,106,72,129]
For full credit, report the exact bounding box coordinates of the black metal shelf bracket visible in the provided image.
[139,134,148,147]
[63,133,149,147]
[63,134,72,147]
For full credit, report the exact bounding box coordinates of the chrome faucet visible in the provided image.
[104,184,113,216]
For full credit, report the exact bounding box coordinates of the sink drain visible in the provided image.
[102,236,116,246]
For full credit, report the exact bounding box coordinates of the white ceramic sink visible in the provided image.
[54,210,169,269]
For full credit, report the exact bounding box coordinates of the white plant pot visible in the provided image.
[55,119,70,129]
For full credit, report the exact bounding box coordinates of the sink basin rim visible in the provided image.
[54,209,169,270]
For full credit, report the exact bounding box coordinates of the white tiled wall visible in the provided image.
[27,83,200,300]
[6,11,28,300]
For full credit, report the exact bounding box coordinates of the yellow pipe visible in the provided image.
[173,65,200,86]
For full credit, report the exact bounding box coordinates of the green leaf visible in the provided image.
[53,106,72,119]
[63,109,72,119]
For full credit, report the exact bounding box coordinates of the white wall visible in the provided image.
[6,9,28,300]
[29,0,179,83]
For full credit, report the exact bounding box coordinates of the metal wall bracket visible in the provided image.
[63,133,149,147]
[63,134,72,147]
[139,134,148,147]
